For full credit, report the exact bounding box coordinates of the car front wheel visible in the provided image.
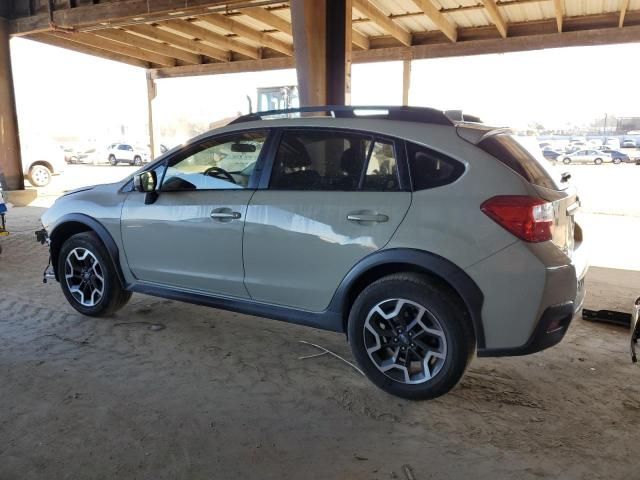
[348,273,474,400]
[563,157,571,164]
[27,165,52,187]
[58,232,131,316]
[133,155,142,166]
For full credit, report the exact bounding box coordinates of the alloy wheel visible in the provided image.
[363,298,448,384]
[64,248,105,307]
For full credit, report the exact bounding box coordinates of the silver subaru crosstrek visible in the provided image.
[37,106,588,400]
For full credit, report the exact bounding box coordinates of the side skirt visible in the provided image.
[130,283,345,333]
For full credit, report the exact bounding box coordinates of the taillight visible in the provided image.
[481,195,554,243]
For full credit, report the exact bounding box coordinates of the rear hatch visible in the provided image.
[462,126,579,257]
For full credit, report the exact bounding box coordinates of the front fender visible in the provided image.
[49,213,126,287]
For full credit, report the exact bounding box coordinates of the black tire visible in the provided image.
[133,156,142,166]
[108,155,118,166]
[594,158,603,165]
[347,273,475,400]
[562,157,571,164]
[613,158,621,165]
[58,231,131,317]
[27,164,52,187]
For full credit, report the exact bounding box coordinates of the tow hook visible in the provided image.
[35,229,48,245]
[35,229,54,283]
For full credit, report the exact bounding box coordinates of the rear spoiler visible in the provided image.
[443,110,511,145]
[444,110,483,123]
[456,123,512,145]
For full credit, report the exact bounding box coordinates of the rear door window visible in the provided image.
[269,130,400,191]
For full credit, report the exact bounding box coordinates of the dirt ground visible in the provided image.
[1,204,640,480]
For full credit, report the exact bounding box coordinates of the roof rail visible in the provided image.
[228,105,455,126]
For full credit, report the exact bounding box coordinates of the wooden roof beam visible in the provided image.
[619,0,630,28]
[48,31,176,67]
[197,13,293,56]
[553,0,564,32]
[241,6,368,50]
[94,28,202,65]
[124,24,230,62]
[240,6,293,35]
[10,0,234,36]
[481,0,508,38]
[158,18,260,59]
[352,0,412,46]
[27,33,150,68]
[352,28,370,49]
[411,0,457,42]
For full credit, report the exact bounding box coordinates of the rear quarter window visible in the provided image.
[478,134,565,190]
[406,142,465,191]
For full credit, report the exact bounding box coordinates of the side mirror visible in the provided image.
[133,170,157,193]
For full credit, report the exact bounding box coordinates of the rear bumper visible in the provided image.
[478,302,574,357]
[468,240,588,357]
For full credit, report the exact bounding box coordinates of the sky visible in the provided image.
[9,37,640,147]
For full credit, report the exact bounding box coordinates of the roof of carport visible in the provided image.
[7,0,640,78]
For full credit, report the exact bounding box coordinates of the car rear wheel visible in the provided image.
[594,158,603,165]
[58,232,131,317]
[133,155,142,166]
[108,155,118,166]
[563,157,571,164]
[613,158,621,164]
[27,164,52,187]
[348,273,474,400]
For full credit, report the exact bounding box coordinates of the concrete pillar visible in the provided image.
[290,0,352,106]
[0,19,24,190]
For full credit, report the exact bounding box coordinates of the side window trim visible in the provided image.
[257,128,283,190]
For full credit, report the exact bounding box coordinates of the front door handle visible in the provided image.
[347,213,389,223]
[210,208,241,221]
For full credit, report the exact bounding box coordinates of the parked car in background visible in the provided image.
[561,149,611,165]
[69,147,103,165]
[622,139,637,148]
[107,143,149,166]
[605,138,621,149]
[62,146,76,163]
[596,146,630,164]
[565,142,586,153]
[22,141,66,187]
[542,147,562,161]
[38,106,587,400]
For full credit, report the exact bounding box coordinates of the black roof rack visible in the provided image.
[228,105,455,126]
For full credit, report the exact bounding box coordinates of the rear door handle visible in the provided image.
[210,208,241,221]
[347,213,389,223]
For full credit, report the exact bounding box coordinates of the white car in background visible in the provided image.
[560,149,612,165]
[107,143,149,166]
[22,141,66,187]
